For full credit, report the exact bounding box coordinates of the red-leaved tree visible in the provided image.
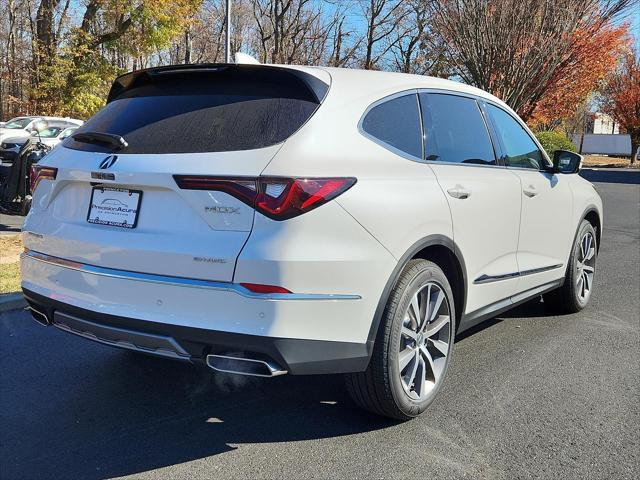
[530,24,630,126]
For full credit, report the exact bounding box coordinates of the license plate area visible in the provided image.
[87,187,142,229]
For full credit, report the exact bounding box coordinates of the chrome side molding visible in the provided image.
[474,264,563,284]
[22,249,361,301]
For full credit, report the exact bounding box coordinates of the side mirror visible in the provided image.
[553,150,582,174]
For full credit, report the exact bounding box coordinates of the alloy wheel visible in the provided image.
[576,231,596,303]
[398,282,452,401]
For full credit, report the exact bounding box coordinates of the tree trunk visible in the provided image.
[184,28,191,64]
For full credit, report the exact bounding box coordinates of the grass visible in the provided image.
[582,155,639,169]
[0,262,21,294]
[0,234,23,295]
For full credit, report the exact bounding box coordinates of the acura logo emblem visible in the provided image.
[99,155,118,169]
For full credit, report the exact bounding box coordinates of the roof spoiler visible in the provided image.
[107,63,329,104]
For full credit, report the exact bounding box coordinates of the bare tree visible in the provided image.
[360,0,404,70]
[251,0,332,64]
[389,0,447,76]
[426,0,638,119]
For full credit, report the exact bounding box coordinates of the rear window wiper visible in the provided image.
[71,131,128,151]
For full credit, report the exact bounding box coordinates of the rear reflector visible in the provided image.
[240,283,292,294]
[30,166,58,193]
[174,176,356,220]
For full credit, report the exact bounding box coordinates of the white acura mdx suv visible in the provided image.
[21,64,602,420]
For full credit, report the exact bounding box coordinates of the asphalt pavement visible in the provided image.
[0,169,638,479]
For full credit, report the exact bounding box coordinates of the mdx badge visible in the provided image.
[205,206,240,214]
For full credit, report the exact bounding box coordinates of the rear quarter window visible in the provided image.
[361,93,423,159]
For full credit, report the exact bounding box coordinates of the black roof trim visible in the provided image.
[107,63,329,104]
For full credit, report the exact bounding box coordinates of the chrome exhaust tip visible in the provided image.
[28,306,51,326]
[206,354,287,378]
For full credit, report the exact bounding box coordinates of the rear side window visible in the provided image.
[361,93,422,159]
[486,104,545,170]
[64,68,325,154]
[419,93,496,165]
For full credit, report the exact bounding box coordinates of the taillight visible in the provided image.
[30,166,58,193]
[173,176,356,220]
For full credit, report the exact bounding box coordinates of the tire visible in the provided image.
[346,259,456,420]
[544,220,597,313]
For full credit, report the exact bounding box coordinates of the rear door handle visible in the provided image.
[523,185,538,197]
[447,185,471,200]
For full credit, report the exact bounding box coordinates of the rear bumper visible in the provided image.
[23,288,370,374]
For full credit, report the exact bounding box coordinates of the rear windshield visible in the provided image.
[64,67,325,154]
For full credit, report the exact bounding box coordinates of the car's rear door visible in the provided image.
[419,92,522,318]
[484,103,573,291]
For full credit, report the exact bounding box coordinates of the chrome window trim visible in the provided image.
[22,250,361,301]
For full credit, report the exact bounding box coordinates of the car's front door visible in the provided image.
[419,92,523,318]
[485,103,573,293]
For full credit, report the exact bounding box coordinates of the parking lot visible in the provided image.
[0,168,638,479]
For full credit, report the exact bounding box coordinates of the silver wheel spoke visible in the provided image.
[407,350,420,387]
[418,285,430,331]
[430,338,449,356]
[419,344,436,381]
[402,326,417,340]
[426,314,450,338]
[429,288,445,323]
[399,347,415,372]
[409,293,420,326]
[415,356,427,397]
[583,265,595,274]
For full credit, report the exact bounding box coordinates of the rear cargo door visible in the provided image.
[23,65,329,282]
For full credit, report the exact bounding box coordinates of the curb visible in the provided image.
[0,293,26,314]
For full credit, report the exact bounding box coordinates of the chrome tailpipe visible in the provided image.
[28,306,51,326]
[206,354,287,378]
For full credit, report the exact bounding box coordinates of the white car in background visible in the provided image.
[0,116,83,144]
[0,125,79,164]
[21,64,603,420]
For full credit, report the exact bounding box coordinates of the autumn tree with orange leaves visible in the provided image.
[530,24,630,127]
[427,0,636,121]
[600,50,640,164]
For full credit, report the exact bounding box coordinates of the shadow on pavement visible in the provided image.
[2,346,396,479]
[580,168,640,185]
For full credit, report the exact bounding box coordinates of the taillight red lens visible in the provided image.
[256,177,356,220]
[30,166,58,193]
[173,175,356,221]
[240,283,292,294]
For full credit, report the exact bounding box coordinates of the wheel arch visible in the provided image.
[582,207,602,252]
[366,235,468,355]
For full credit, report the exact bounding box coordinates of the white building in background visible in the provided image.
[592,112,619,134]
